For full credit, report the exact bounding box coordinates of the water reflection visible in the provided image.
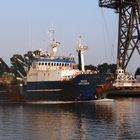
[0,98,140,140]
[114,98,140,140]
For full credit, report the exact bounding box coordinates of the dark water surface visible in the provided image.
[0,98,140,140]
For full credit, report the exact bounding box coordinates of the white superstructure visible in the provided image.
[76,36,88,72]
[113,68,140,89]
[26,56,80,82]
[26,28,82,83]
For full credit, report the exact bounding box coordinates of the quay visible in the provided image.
[106,89,140,98]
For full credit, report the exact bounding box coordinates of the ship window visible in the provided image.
[51,63,53,66]
[62,63,64,66]
[59,63,61,66]
[39,62,41,65]
[57,63,59,66]
[54,63,56,66]
[48,62,50,66]
[45,63,47,65]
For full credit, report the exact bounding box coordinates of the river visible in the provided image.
[0,98,140,140]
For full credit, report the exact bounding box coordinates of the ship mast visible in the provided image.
[49,28,60,59]
[76,36,88,71]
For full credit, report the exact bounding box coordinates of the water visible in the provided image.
[0,98,140,140]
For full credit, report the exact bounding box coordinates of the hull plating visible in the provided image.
[24,74,107,101]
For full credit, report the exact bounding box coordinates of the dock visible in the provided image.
[106,89,140,98]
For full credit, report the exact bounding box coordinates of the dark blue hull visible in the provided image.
[23,74,107,101]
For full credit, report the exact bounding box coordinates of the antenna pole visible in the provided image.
[49,28,60,59]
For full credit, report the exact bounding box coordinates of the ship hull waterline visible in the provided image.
[23,74,107,102]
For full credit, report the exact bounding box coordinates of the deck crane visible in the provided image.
[99,0,140,70]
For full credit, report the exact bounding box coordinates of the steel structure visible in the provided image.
[99,0,140,70]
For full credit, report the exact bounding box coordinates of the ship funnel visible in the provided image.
[76,36,88,71]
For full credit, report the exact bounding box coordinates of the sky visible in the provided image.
[0,0,139,73]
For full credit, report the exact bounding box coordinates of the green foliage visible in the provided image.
[85,63,117,74]
[10,50,43,78]
[85,65,97,71]
[97,63,108,73]
[97,63,117,74]
[24,51,34,63]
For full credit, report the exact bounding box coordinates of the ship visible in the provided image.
[106,68,140,97]
[113,68,140,89]
[20,29,109,101]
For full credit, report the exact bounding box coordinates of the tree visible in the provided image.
[85,63,117,74]
[97,63,117,74]
[85,64,97,71]
[108,64,117,73]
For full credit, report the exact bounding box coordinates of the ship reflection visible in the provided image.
[22,101,115,140]
[0,98,140,139]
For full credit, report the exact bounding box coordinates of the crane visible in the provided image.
[99,0,140,70]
